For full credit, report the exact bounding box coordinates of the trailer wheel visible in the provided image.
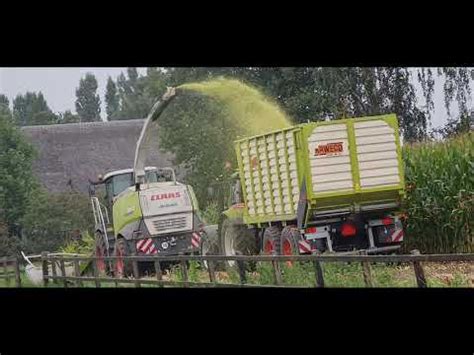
[281,226,300,267]
[201,225,225,271]
[95,231,108,274]
[262,226,282,255]
[220,218,258,269]
[114,238,132,278]
[200,230,216,270]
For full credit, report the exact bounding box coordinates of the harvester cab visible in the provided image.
[89,166,169,227]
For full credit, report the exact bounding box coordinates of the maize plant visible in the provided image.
[403,132,473,253]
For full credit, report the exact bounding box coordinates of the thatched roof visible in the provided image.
[20,119,179,194]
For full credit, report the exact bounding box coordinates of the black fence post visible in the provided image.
[154,259,163,288]
[207,258,217,284]
[51,258,58,285]
[14,257,21,288]
[3,257,10,286]
[360,250,373,288]
[41,252,49,287]
[271,258,283,285]
[131,252,141,288]
[73,256,83,288]
[92,256,101,288]
[179,253,189,288]
[59,257,68,288]
[236,252,247,285]
[411,250,427,288]
[313,252,325,288]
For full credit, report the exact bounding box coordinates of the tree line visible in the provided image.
[1,68,472,139]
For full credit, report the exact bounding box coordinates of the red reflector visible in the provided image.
[382,217,394,226]
[341,223,356,237]
[306,227,317,234]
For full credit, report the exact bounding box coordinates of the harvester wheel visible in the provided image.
[219,218,258,269]
[262,226,282,255]
[114,238,132,278]
[95,232,109,275]
[280,226,300,267]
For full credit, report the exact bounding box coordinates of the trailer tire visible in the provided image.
[219,218,258,269]
[114,237,133,278]
[200,230,219,270]
[262,226,282,255]
[281,226,300,267]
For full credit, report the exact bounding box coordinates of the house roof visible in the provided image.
[20,119,179,194]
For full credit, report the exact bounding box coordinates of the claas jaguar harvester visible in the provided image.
[218,114,406,266]
[89,88,205,277]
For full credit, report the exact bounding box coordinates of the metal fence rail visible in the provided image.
[37,251,474,289]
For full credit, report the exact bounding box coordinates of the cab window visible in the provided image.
[112,173,134,196]
[105,173,134,204]
[145,169,173,183]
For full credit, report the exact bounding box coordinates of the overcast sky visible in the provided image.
[0,67,470,128]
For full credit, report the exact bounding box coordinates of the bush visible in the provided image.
[59,231,95,255]
[0,113,38,235]
[0,221,26,257]
[21,190,94,254]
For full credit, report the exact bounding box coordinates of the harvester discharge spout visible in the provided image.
[133,87,179,185]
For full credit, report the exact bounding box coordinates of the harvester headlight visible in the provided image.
[161,242,169,250]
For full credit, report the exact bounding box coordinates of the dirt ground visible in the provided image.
[393,261,473,287]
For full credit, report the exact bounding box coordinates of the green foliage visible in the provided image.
[30,111,59,125]
[156,93,238,207]
[12,92,58,126]
[0,113,38,234]
[234,68,428,142]
[144,68,169,98]
[433,112,473,139]
[161,260,471,288]
[75,73,101,122]
[187,261,201,282]
[59,230,95,255]
[114,68,155,119]
[22,190,94,253]
[105,76,120,120]
[0,94,10,116]
[161,67,474,143]
[437,67,473,117]
[57,110,81,124]
[0,225,26,257]
[403,132,474,253]
[201,202,220,225]
[247,262,365,287]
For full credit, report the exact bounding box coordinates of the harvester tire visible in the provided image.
[262,226,282,255]
[114,238,133,278]
[95,231,109,275]
[219,218,258,270]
